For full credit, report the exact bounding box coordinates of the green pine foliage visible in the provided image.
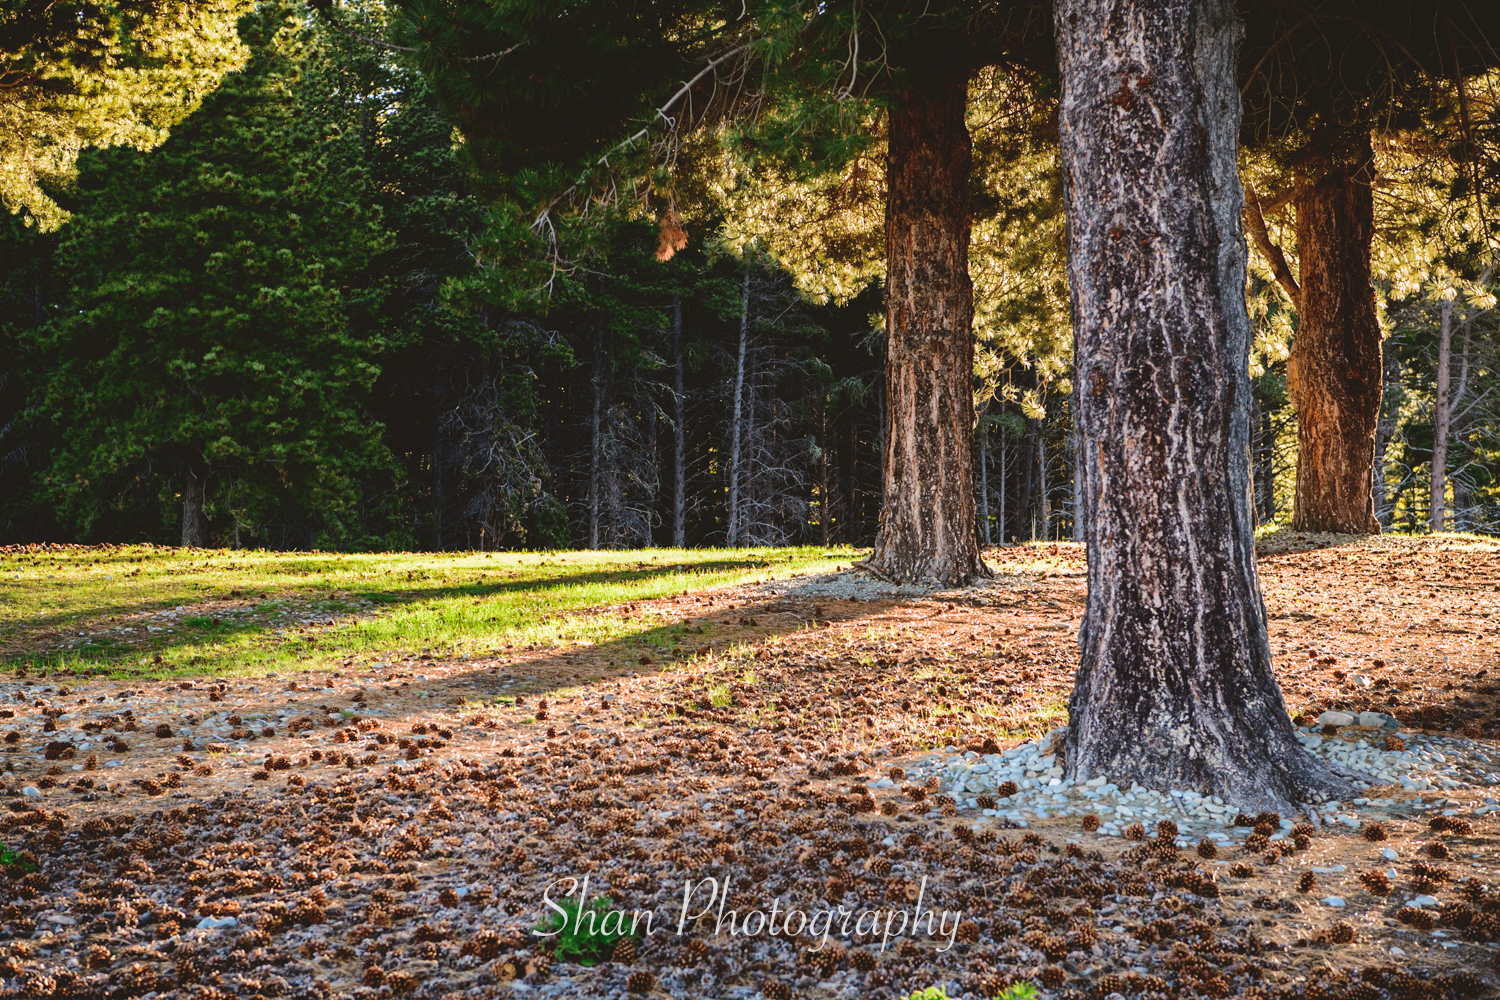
[27,3,393,547]
[0,0,252,230]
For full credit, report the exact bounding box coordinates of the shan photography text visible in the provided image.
[536,874,966,952]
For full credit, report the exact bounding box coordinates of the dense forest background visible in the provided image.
[2,2,1498,551]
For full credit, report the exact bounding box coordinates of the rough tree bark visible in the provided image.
[725,267,749,547]
[1057,0,1349,811]
[1289,130,1383,534]
[671,296,686,548]
[861,43,990,586]
[1431,297,1452,532]
[181,466,208,548]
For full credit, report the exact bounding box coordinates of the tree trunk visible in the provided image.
[998,429,1007,544]
[588,320,604,550]
[1259,403,1276,524]
[1289,130,1382,534]
[671,295,686,548]
[1036,426,1048,540]
[818,395,830,546]
[1071,421,1085,541]
[1372,337,1402,526]
[1431,297,1452,532]
[978,427,991,546]
[181,466,208,548]
[1056,0,1349,811]
[845,407,858,543]
[1020,417,1035,543]
[863,48,989,585]
[725,267,749,547]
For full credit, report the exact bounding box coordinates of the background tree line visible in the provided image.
[2,1,1499,553]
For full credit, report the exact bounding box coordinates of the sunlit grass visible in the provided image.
[0,545,861,678]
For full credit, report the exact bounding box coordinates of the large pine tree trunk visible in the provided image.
[863,51,989,585]
[1057,0,1349,811]
[1431,298,1452,532]
[1289,131,1382,534]
[181,466,208,548]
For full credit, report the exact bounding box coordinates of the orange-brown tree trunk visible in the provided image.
[864,50,989,586]
[1289,132,1382,534]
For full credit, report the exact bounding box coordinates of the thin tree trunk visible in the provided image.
[671,295,686,548]
[726,267,749,547]
[819,392,832,546]
[862,42,989,585]
[998,430,1007,544]
[978,428,991,546]
[1071,421,1085,541]
[588,320,603,550]
[1431,297,1452,532]
[181,466,208,548]
[1020,417,1035,543]
[846,407,858,542]
[1036,427,1048,541]
[1260,404,1276,524]
[1057,0,1349,810]
[1289,129,1382,534]
[1372,338,1402,526]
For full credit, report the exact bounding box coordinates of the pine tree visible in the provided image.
[1238,2,1500,533]
[0,0,250,229]
[30,2,392,546]
[384,0,1055,582]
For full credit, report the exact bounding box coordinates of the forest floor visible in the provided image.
[0,532,1497,1000]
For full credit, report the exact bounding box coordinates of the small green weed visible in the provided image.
[0,843,38,873]
[902,984,1039,1000]
[533,895,634,965]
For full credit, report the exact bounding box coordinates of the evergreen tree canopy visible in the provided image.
[0,0,251,229]
[28,2,393,545]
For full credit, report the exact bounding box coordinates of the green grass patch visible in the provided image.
[1,545,859,679]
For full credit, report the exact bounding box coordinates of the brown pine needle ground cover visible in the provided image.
[0,532,1496,1000]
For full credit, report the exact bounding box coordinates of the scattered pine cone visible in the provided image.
[1156,819,1178,840]
[1243,832,1269,852]
[626,970,654,994]
[1426,841,1450,859]
[1196,840,1217,859]
[1229,862,1254,878]
[763,981,791,1000]
[1430,815,1474,836]
[1329,922,1355,944]
[1360,821,1387,841]
[1358,870,1392,895]
[1382,734,1406,752]
[849,948,877,972]
[1081,813,1100,832]
[1396,906,1435,932]
[612,937,637,962]
[996,780,1019,797]
[1040,966,1067,988]
[1123,823,1145,842]
[1297,871,1316,893]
